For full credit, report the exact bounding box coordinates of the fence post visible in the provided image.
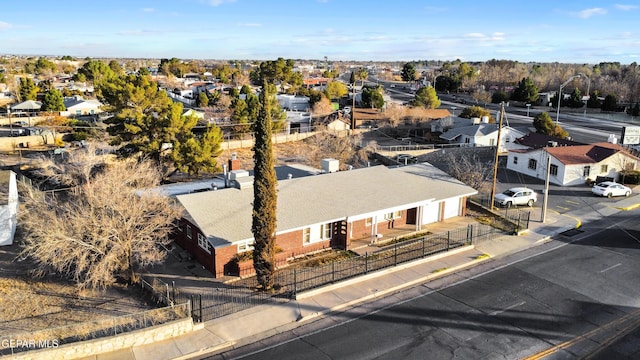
[469,224,474,244]
[332,262,335,283]
[517,213,521,233]
[199,294,202,322]
[422,237,426,257]
[166,283,170,305]
[365,253,368,273]
[394,244,398,266]
[293,269,297,297]
[172,281,176,304]
[447,231,451,250]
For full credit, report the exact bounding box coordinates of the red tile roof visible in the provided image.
[546,142,635,165]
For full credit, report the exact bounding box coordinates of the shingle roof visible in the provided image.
[546,142,633,165]
[176,163,477,247]
[515,132,584,148]
[440,124,498,140]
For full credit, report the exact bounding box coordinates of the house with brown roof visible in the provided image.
[506,142,639,186]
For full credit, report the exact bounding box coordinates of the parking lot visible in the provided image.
[495,167,638,215]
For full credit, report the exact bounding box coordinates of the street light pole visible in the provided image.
[578,73,591,118]
[526,103,531,117]
[555,75,581,124]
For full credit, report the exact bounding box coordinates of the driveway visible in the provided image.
[495,168,638,215]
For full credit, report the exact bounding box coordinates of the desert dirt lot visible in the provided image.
[0,231,154,338]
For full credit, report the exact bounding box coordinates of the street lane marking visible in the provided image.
[488,301,526,316]
[556,206,570,211]
[599,263,621,273]
[565,200,580,205]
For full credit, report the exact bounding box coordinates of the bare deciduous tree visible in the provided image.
[19,147,181,289]
[444,151,493,192]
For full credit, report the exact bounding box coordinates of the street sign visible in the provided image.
[621,126,640,145]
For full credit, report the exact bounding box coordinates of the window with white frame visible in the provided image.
[186,225,192,239]
[176,220,183,232]
[321,223,332,239]
[528,159,537,170]
[384,211,402,220]
[550,164,558,176]
[601,164,608,173]
[237,240,254,252]
[365,217,372,226]
[303,227,311,244]
[197,233,211,253]
[513,157,518,165]
[583,166,590,177]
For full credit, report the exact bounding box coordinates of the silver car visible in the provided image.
[494,187,538,207]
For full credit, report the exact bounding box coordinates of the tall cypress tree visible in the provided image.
[252,79,278,290]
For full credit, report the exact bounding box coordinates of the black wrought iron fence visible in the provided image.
[143,223,502,323]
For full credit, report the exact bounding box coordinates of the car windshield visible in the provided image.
[597,183,610,188]
[502,190,516,196]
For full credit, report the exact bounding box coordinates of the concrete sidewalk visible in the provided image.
[80,195,640,360]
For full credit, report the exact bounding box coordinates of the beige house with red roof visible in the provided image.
[506,142,639,186]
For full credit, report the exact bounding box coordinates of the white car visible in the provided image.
[494,187,537,207]
[591,181,632,198]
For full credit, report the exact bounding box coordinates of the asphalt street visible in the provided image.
[209,209,640,360]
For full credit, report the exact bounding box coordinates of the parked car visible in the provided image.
[494,187,537,207]
[591,181,632,198]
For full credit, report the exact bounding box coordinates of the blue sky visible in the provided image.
[1,0,639,63]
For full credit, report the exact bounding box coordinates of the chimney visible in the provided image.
[228,152,241,171]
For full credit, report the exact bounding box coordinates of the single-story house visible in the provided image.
[0,170,18,246]
[506,142,640,186]
[277,94,310,111]
[10,100,42,114]
[440,124,526,152]
[173,162,478,277]
[62,96,103,116]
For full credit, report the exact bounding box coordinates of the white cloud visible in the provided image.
[576,8,607,19]
[614,4,639,11]
[205,0,237,6]
[0,21,12,30]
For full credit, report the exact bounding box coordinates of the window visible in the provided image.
[321,223,332,239]
[238,240,254,252]
[583,166,591,177]
[365,217,373,227]
[384,211,402,220]
[528,159,537,170]
[177,220,183,232]
[513,157,518,165]
[550,164,558,176]
[186,225,192,239]
[75,110,81,115]
[303,227,311,244]
[197,233,211,254]
[489,138,495,146]
[464,137,471,144]
[601,164,608,173]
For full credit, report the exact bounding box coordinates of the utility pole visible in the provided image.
[541,152,551,222]
[351,81,356,132]
[490,102,505,210]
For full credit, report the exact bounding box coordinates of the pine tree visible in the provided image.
[41,88,66,112]
[252,80,278,290]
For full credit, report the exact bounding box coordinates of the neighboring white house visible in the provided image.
[506,142,640,186]
[277,94,310,111]
[62,96,103,116]
[0,170,18,246]
[440,124,526,152]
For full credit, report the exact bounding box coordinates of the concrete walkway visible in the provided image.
[78,195,640,360]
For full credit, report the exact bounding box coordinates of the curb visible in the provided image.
[298,252,490,323]
[294,245,475,301]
